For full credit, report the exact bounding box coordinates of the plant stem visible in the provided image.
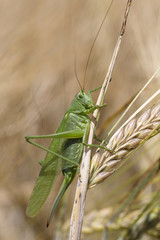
[69,1,133,239]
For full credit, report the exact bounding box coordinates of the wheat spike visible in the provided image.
[80,204,160,238]
[118,203,160,240]
[89,102,160,188]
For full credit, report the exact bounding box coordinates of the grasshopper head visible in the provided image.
[76,90,94,109]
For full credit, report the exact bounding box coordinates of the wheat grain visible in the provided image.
[89,102,160,188]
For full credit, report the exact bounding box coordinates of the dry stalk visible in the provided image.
[69,1,133,239]
[89,102,160,188]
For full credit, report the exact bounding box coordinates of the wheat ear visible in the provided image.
[80,204,160,239]
[89,102,160,188]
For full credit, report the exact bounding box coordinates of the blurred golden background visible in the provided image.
[0,0,159,239]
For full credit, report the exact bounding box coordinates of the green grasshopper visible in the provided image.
[25,88,105,226]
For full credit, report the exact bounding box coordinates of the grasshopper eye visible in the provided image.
[78,94,83,99]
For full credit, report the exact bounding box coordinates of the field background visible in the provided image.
[0,0,159,239]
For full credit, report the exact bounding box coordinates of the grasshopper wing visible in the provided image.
[26,153,61,217]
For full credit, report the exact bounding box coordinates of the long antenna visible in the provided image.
[74,55,83,90]
[82,0,114,89]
